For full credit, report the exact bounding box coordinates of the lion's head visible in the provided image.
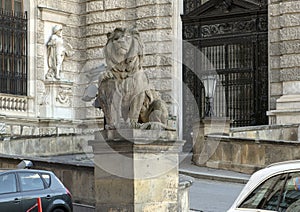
[104,28,144,72]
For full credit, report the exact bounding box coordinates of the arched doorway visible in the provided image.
[181,0,268,149]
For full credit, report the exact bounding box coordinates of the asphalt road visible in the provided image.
[73,178,245,212]
[189,178,245,212]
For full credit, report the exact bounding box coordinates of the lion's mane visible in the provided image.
[104,28,144,75]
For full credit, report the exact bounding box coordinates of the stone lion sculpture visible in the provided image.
[96,27,170,130]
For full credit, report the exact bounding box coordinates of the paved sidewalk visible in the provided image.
[47,152,251,184]
[179,154,250,184]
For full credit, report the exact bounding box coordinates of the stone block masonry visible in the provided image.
[268,0,300,124]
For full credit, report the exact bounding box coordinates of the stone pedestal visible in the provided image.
[89,129,184,212]
[268,94,300,124]
[192,117,231,166]
[39,80,73,119]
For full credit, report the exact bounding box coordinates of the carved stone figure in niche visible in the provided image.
[96,27,170,130]
[46,25,73,80]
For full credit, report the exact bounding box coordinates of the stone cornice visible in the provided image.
[38,5,72,23]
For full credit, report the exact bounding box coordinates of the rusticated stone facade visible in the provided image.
[268,0,300,124]
[0,0,182,138]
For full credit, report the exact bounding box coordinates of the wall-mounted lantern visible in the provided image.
[202,75,217,117]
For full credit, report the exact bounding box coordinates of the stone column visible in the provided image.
[268,0,300,124]
[192,117,231,166]
[89,129,184,212]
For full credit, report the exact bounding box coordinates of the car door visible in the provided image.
[18,172,52,212]
[0,172,22,212]
[232,171,300,212]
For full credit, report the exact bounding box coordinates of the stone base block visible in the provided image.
[192,117,231,166]
[268,94,300,124]
[89,130,184,212]
[96,129,178,140]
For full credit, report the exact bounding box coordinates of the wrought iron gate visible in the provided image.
[182,0,268,147]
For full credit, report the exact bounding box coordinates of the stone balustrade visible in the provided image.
[0,94,27,112]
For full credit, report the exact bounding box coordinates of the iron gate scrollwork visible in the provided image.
[182,0,268,147]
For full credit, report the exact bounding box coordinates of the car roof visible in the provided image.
[266,159,300,168]
[229,160,300,210]
[0,169,53,175]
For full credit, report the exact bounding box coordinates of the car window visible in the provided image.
[0,173,17,194]
[239,174,286,210]
[239,172,300,212]
[281,173,300,211]
[18,172,45,191]
[41,173,51,187]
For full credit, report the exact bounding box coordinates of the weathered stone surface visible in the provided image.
[269,29,281,43]
[280,54,300,68]
[86,23,105,36]
[269,15,281,29]
[280,40,300,55]
[269,56,281,72]
[144,41,172,55]
[280,68,300,81]
[269,43,281,56]
[103,0,126,10]
[136,4,172,18]
[270,68,280,83]
[281,13,300,28]
[86,35,107,48]
[86,48,104,60]
[280,1,300,14]
[143,54,173,67]
[282,82,300,95]
[145,66,172,79]
[194,134,300,174]
[140,29,172,42]
[269,4,281,17]
[86,1,104,12]
[86,11,125,24]
[151,79,173,91]
[90,139,182,211]
[136,0,172,6]
[136,17,172,30]
[270,97,278,110]
[98,129,177,140]
[270,82,282,96]
[280,27,300,41]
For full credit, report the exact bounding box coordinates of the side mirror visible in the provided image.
[17,160,33,169]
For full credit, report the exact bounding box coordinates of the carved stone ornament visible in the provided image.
[0,123,6,134]
[56,86,72,105]
[94,28,172,131]
[46,25,74,80]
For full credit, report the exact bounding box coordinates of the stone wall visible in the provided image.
[0,134,92,157]
[0,0,180,133]
[0,155,95,205]
[230,124,300,141]
[268,0,300,124]
[194,135,300,174]
[36,0,87,120]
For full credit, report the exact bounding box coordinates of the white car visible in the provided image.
[228,160,300,212]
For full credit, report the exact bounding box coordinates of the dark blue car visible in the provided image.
[0,167,73,212]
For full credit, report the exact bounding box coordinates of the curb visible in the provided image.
[179,169,250,184]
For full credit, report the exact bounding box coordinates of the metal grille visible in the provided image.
[0,9,27,95]
[182,0,268,144]
[199,41,261,127]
